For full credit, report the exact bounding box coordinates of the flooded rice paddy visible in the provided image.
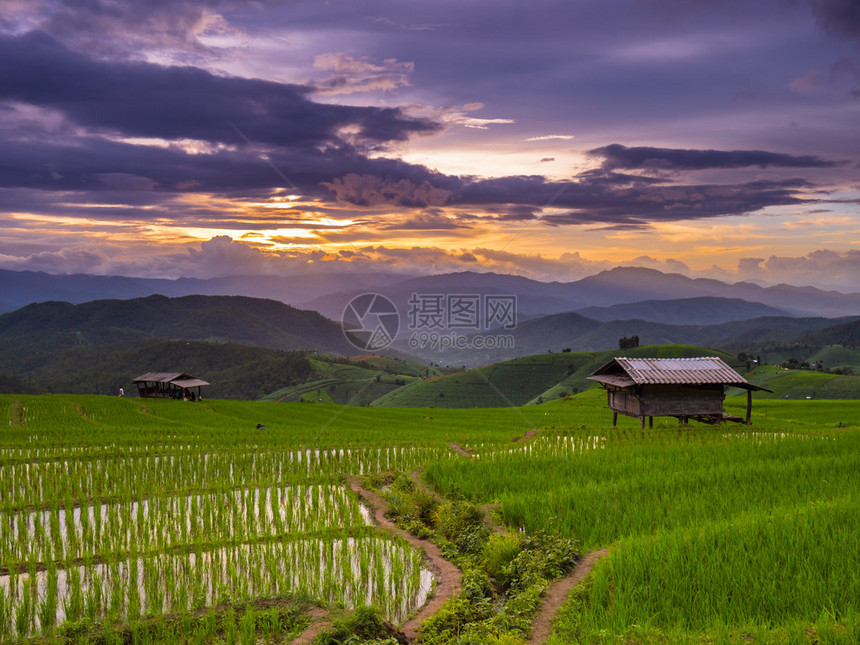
[0,535,432,636]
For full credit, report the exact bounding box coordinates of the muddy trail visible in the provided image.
[479,503,507,536]
[528,548,609,645]
[511,429,542,443]
[347,477,462,642]
[289,607,330,644]
[447,442,473,458]
[406,469,601,644]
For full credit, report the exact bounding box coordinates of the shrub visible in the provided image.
[506,532,578,591]
[435,501,490,555]
[313,605,391,645]
[483,533,521,584]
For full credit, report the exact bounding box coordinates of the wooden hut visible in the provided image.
[132,372,209,400]
[588,357,770,428]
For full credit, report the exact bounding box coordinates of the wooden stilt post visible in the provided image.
[640,415,645,429]
[649,416,653,428]
[746,388,752,425]
[612,412,618,427]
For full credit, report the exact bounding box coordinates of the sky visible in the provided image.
[0,0,859,289]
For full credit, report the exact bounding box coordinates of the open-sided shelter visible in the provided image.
[588,357,771,427]
[132,372,209,400]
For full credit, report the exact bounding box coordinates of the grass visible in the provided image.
[740,365,860,399]
[258,355,425,405]
[1,380,859,643]
[424,410,860,547]
[421,395,860,642]
[372,344,742,408]
[567,496,859,634]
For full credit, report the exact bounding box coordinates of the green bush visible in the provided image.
[412,486,440,526]
[313,605,391,645]
[483,533,521,584]
[505,532,578,591]
[435,500,490,555]
[418,593,495,643]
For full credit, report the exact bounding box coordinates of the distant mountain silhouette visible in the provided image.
[0,268,411,314]
[0,294,354,355]
[566,267,860,316]
[4,267,860,320]
[798,318,860,346]
[413,312,855,366]
[576,297,789,325]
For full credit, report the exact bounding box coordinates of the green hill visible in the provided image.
[738,365,860,400]
[753,344,860,375]
[371,344,741,408]
[0,294,354,357]
[423,312,850,366]
[259,355,442,406]
[798,318,860,346]
[0,338,313,399]
[0,294,359,398]
[805,345,860,370]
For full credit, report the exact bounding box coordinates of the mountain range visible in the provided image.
[0,294,354,367]
[2,293,859,393]
[0,268,412,314]
[5,266,860,319]
[417,312,857,367]
[575,297,788,325]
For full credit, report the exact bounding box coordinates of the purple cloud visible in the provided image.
[0,31,437,148]
[591,144,840,171]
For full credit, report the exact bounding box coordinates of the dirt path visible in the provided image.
[347,477,462,641]
[479,503,507,535]
[289,608,329,644]
[512,429,542,443]
[408,470,445,503]
[447,442,473,458]
[528,548,609,645]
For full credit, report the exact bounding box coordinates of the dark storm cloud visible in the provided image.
[381,211,468,230]
[459,174,810,227]
[492,206,541,221]
[0,19,834,231]
[0,129,462,206]
[0,124,816,228]
[0,31,437,148]
[809,0,860,43]
[591,144,840,171]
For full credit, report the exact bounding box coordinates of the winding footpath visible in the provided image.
[347,477,463,641]
[289,607,330,645]
[447,442,473,458]
[292,472,604,645]
[527,548,609,645]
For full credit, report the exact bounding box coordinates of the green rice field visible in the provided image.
[1,391,858,643]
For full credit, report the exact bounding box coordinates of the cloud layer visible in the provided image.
[0,0,858,290]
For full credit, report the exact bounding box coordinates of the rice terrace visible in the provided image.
[4,0,860,642]
[0,357,857,644]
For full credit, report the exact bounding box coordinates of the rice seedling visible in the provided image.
[2,392,857,642]
[0,534,430,638]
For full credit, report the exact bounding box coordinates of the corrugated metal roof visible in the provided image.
[587,356,774,390]
[132,372,186,383]
[132,372,209,387]
[588,374,636,388]
[171,378,210,388]
[614,357,746,385]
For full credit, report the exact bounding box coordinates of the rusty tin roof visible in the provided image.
[589,357,769,391]
[132,372,209,386]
